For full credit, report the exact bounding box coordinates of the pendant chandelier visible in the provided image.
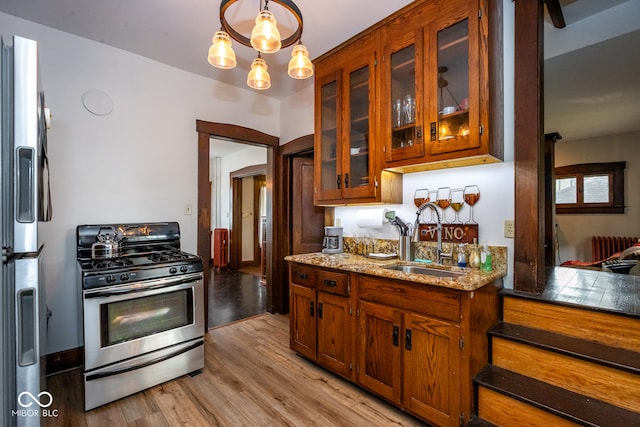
[207,0,314,90]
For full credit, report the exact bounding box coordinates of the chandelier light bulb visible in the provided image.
[247,56,271,90]
[288,43,314,79]
[208,30,237,69]
[250,10,281,54]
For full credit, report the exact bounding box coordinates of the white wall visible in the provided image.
[1,12,280,354]
[214,146,267,230]
[554,130,640,262]
[279,84,314,144]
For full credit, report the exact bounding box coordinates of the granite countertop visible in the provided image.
[285,252,505,292]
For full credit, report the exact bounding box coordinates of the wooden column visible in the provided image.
[513,0,546,293]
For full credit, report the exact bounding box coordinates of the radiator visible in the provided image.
[213,228,229,268]
[592,236,639,261]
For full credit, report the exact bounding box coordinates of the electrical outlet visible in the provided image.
[504,220,515,238]
[184,204,193,216]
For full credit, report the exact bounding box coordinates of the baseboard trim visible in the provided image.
[45,346,84,376]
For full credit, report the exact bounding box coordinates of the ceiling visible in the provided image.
[0,0,413,100]
[544,0,640,141]
[1,0,638,144]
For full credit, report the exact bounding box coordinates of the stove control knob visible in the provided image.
[180,265,188,273]
[120,273,130,281]
[170,267,178,274]
[106,275,115,283]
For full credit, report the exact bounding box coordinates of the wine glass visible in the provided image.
[413,189,430,209]
[450,188,465,223]
[463,185,480,224]
[436,187,452,223]
[352,232,363,255]
[427,189,438,222]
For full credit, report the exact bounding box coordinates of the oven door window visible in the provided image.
[100,289,194,347]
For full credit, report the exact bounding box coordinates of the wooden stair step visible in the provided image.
[474,364,640,427]
[501,294,640,352]
[489,322,640,375]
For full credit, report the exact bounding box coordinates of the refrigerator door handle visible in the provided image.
[16,288,38,366]
[16,147,36,223]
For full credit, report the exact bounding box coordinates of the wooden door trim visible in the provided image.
[274,134,314,313]
[196,121,279,325]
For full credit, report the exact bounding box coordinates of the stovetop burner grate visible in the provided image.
[91,258,133,270]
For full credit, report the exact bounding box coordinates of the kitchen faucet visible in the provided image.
[386,211,413,261]
[414,202,453,265]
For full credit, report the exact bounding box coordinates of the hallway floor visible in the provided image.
[208,267,266,329]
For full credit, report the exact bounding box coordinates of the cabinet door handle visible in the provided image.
[336,174,341,189]
[430,122,437,141]
[344,173,349,188]
[310,301,314,318]
[323,279,337,287]
[318,302,323,319]
[405,329,412,351]
[393,325,399,347]
[296,273,309,280]
[416,125,423,143]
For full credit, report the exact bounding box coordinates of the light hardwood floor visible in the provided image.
[44,314,426,426]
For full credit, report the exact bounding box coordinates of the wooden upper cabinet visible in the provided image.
[314,31,402,206]
[383,0,498,172]
[313,0,500,204]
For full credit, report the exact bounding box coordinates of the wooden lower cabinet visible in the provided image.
[290,283,317,360]
[289,263,500,426]
[289,264,354,380]
[357,300,461,426]
[402,311,461,426]
[316,291,352,376]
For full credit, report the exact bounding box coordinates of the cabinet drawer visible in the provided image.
[359,275,460,322]
[290,263,316,287]
[316,269,350,296]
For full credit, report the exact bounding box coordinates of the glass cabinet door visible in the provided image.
[383,30,425,164]
[316,72,342,201]
[428,7,481,156]
[344,64,373,196]
[436,19,469,144]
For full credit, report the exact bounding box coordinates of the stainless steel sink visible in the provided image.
[384,264,464,278]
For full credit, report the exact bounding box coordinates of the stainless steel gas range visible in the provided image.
[76,222,204,411]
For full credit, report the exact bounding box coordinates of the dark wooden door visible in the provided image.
[292,157,324,254]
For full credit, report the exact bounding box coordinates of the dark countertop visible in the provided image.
[502,266,640,319]
[285,252,505,292]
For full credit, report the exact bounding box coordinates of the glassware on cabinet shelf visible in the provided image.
[394,99,402,128]
[403,94,415,125]
[436,187,452,223]
[463,185,480,224]
[450,188,465,223]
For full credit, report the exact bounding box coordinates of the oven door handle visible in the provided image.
[85,339,203,381]
[84,273,202,299]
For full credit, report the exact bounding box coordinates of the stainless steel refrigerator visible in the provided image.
[1,35,52,427]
